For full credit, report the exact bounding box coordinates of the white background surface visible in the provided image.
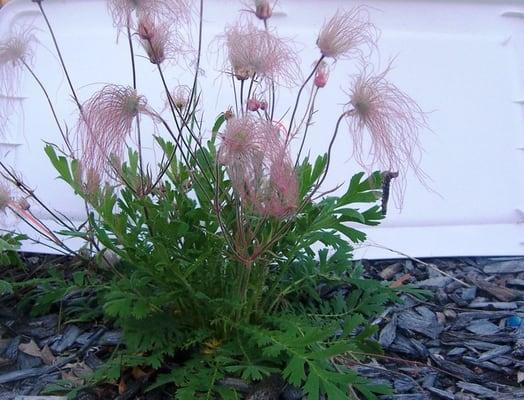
[0,0,523,258]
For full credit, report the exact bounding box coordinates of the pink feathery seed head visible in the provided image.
[265,158,298,218]
[345,65,426,184]
[78,85,152,180]
[107,0,192,31]
[247,98,260,112]
[218,117,266,205]
[314,59,329,88]
[248,123,298,218]
[218,116,261,167]
[138,17,175,64]
[170,85,191,110]
[317,7,377,60]
[0,26,36,99]
[137,18,155,40]
[0,182,13,212]
[223,21,300,85]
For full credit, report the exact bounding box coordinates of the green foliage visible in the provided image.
[44,115,398,399]
[0,233,25,268]
[0,233,26,296]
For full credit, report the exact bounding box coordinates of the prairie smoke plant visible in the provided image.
[317,7,377,60]
[346,65,425,182]
[1,2,428,398]
[77,85,155,181]
[223,22,299,84]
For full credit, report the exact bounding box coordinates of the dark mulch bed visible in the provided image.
[1,254,523,399]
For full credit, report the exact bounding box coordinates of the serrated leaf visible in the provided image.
[0,280,13,295]
[302,371,320,400]
[342,313,365,337]
[283,356,306,386]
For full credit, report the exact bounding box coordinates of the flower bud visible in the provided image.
[255,0,272,21]
[17,198,30,211]
[314,60,329,88]
[247,98,260,112]
[224,109,235,120]
[259,100,268,110]
[138,19,154,40]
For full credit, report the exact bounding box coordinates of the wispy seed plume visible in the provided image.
[77,85,155,181]
[345,64,427,196]
[317,7,377,60]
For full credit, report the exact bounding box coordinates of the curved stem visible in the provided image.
[285,56,324,144]
[0,162,76,231]
[232,75,239,116]
[35,1,82,112]
[239,80,245,116]
[126,21,137,90]
[245,74,256,113]
[184,0,204,121]
[295,87,319,167]
[21,61,72,155]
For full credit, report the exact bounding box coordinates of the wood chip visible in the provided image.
[18,340,42,359]
[483,260,524,274]
[390,273,412,288]
[379,263,402,280]
[40,345,55,366]
[467,274,522,302]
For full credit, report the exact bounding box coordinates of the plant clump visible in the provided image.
[0,1,429,399]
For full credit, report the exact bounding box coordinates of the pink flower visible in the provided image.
[313,60,329,88]
[223,21,300,85]
[107,0,191,31]
[317,7,377,60]
[346,65,426,183]
[77,85,155,181]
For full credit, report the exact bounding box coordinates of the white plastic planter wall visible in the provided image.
[0,0,523,258]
